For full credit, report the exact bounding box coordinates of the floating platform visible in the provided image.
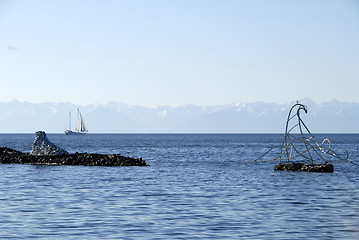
[274,163,334,172]
[0,147,148,167]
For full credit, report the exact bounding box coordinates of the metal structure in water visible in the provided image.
[253,103,349,171]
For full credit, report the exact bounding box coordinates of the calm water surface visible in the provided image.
[0,134,358,239]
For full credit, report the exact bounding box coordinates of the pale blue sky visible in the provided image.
[0,0,358,107]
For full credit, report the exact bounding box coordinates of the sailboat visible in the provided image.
[65,109,88,135]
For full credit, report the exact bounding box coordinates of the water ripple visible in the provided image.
[0,134,358,239]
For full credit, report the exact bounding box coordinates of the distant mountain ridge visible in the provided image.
[0,99,358,133]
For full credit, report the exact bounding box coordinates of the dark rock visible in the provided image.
[274,163,334,172]
[0,147,148,167]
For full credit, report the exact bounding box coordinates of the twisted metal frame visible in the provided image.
[252,103,349,164]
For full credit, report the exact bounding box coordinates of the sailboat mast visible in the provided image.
[78,108,81,132]
[69,112,71,130]
[77,108,80,133]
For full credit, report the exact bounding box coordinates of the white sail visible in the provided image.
[75,116,80,132]
[80,112,88,132]
[70,109,88,134]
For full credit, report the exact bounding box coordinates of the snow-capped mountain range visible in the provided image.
[0,98,358,133]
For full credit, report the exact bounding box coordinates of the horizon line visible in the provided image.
[0,132,357,134]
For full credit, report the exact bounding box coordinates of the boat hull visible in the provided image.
[64,130,86,135]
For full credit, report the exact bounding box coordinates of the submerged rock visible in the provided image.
[30,131,68,155]
[274,163,334,172]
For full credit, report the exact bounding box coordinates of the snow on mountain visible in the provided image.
[0,99,358,133]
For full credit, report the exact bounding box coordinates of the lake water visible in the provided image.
[0,134,358,239]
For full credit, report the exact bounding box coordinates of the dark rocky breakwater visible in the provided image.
[0,131,147,167]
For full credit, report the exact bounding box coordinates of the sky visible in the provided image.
[0,0,358,107]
